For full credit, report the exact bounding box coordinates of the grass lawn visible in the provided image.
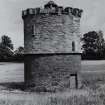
[81,60,105,85]
[0,60,105,105]
[0,60,105,83]
[0,62,24,83]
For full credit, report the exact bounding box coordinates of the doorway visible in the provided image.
[70,74,78,89]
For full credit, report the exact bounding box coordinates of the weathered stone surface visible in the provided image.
[25,54,81,91]
[23,1,83,91]
[24,14,81,54]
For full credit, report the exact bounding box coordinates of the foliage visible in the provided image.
[13,46,24,62]
[14,46,24,55]
[0,35,14,61]
[0,35,14,50]
[0,35,24,62]
[81,30,105,59]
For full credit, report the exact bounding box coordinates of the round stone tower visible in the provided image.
[22,1,83,91]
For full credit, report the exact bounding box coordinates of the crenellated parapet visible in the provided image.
[22,1,83,18]
[23,1,83,90]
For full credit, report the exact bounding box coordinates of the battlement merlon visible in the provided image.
[22,7,83,18]
[22,1,83,19]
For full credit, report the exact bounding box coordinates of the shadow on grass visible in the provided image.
[0,82,25,91]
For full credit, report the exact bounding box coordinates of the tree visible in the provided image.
[14,46,24,55]
[97,31,105,54]
[81,31,105,59]
[0,35,14,61]
[0,35,14,50]
[82,31,98,54]
[14,46,24,62]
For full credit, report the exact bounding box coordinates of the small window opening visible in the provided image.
[32,24,36,37]
[72,41,75,51]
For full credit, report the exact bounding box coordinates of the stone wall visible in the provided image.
[24,14,81,54]
[23,1,83,91]
[25,54,81,91]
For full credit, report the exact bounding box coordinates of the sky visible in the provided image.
[0,0,105,49]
